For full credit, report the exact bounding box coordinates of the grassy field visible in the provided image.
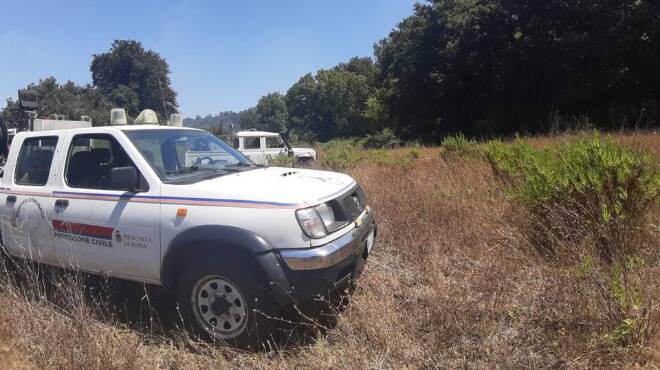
[0,132,657,369]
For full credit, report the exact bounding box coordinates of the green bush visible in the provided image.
[319,138,415,170]
[269,154,296,167]
[485,135,660,258]
[319,139,364,169]
[577,254,653,347]
[441,133,481,159]
[362,128,401,149]
[408,145,421,160]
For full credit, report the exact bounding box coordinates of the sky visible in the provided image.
[0,0,418,117]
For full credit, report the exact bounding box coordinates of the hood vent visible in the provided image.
[281,171,298,177]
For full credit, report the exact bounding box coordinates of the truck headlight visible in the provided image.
[296,203,336,238]
[315,203,335,228]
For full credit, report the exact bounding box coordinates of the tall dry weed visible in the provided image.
[0,133,656,369]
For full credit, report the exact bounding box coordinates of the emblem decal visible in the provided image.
[352,195,361,208]
[114,230,122,243]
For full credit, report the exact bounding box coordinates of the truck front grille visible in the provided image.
[330,185,367,223]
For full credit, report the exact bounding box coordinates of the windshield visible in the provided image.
[126,129,256,183]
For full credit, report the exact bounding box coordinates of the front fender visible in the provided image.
[161,225,292,302]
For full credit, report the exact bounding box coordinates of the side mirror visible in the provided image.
[110,166,138,192]
[280,133,292,151]
[0,118,8,158]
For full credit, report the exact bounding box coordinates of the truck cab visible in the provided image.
[235,130,316,165]
[0,115,375,349]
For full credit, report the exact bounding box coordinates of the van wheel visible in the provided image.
[176,258,281,350]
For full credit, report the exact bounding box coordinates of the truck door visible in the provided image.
[240,136,266,165]
[1,135,59,262]
[264,135,286,163]
[50,133,161,282]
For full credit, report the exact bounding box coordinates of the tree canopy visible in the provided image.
[3,3,659,141]
[183,111,240,132]
[251,0,660,142]
[375,0,660,140]
[285,64,375,141]
[238,108,259,131]
[1,40,178,126]
[255,93,288,133]
[1,77,111,125]
[91,40,178,119]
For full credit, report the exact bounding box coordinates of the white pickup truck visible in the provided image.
[234,130,317,166]
[0,119,376,349]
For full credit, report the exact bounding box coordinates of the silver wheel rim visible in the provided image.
[191,275,248,339]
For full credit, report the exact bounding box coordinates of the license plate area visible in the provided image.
[365,229,375,253]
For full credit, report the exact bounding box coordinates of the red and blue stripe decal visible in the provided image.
[51,191,301,209]
[52,219,114,240]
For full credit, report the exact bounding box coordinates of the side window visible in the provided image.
[243,137,260,149]
[14,136,58,186]
[266,136,283,148]
[65,134,145,190]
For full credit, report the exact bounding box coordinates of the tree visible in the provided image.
[285,74,319,139]
[1,77,111,126]
[255,93,288,133]
[91,40,178,119]
[363,88,392,132]
[239,108,258,130]
[286,69,373,141]
[1,40,179,127]
[0,99,24,125]
[184,111,240,132]
[335,57,378,86]
[375,0,660,140]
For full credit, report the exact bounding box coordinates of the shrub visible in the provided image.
[408,145,421,160]
[319,138,415,170]
[485,135,660,258]
[269,154,296,167]
[362,128,401,149]
[441,133,481,159]
[577,255,654,347]
[319,139,363,170]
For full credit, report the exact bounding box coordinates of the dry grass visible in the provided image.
[0,132,657,369]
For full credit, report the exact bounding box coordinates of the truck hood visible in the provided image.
[162,167,355,208]
[291,148,316,158]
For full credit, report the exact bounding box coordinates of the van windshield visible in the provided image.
[126,129,257,183]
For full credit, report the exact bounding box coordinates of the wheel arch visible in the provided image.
[161,225,291,300]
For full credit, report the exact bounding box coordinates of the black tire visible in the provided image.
[176,255,283,350]
[294,157,313,168]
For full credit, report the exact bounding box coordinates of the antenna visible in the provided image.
[157,76,169,124]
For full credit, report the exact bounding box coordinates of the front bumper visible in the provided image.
[272,209,376,304]
[279,209,375,271]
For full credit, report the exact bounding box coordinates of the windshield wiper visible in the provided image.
[163,167,230,184]
[222,163,261,172]
[165,165,199,175]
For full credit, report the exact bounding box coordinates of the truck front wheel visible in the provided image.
[176,258,281,349]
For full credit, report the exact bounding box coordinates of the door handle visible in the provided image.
[54,199,69,209]
[5,195,16,206]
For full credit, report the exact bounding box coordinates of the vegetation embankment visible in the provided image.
[0,131,656,369]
